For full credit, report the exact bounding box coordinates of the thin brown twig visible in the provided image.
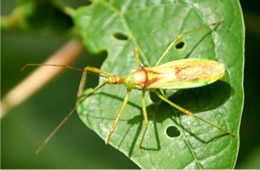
[1,38,85,119]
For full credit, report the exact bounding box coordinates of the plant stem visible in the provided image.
[1,38,85,119]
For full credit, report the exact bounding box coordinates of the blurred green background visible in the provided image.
[1,0,260,168]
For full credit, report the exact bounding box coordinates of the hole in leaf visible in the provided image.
[175,41,185,49]
[166,126,180,138]
[113,32,128,40]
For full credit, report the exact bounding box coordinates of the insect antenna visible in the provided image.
[21,64,84,72]
[35,81,107,154]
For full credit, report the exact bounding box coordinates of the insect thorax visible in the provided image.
[124,67,150,90]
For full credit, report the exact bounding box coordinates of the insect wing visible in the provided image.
[146,58,225,89]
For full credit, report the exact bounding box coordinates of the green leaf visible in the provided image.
[7,0,73,32]
[74,0,244,168]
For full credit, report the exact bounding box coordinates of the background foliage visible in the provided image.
[1,0,259,168]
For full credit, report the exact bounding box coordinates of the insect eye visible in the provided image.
[175,41,185,49]
[113,32,128,40]
[166,126,180,137]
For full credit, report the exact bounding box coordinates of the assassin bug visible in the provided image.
[22,20,235,154]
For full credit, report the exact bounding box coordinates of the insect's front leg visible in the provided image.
[77,66,114,98]
[77,71,87,98]
[155,20,224,66]
[134,46,141,69]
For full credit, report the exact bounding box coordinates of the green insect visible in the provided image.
[23,20,235,154]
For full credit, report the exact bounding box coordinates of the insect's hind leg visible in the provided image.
[77,71,87,98]
[155,20,224,66]
[154,90,235,137]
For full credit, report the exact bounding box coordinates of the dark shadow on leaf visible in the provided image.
[184,23,222,59]
[80,91,141,120]
[126,103,167,157]
[98,92,140,109]
[127,117,143,157]
[168,81,233,113]
[127,104,162,157]
[118,120,136,148]
[139,108,161,152]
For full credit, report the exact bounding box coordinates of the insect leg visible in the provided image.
[77,71,87,98]
[84,66,114,77]
[35,81,107,154]
[154,91,235,137]
[105,89,131,145]
[155,20,224,66]
[77,66,114,98]
[134,46,140,68]
[139,90,149,151]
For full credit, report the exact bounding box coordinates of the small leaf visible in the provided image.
[74,0,244,168]
[13,0,73,31]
